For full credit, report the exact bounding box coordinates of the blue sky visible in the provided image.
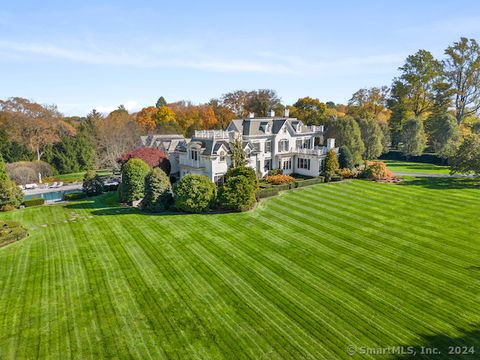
[1,0,480,116]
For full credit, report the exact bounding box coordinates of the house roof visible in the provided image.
[184,138,230,156]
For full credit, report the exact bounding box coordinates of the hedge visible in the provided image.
[379,150,446,165]
[0,220,28,247]
[63,192,86,201]
[295,176,325,188]
[23,198,45,207]
[257,176,326,198]
[257,187,280,198]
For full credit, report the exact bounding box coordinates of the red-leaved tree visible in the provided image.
[118,147,171,175]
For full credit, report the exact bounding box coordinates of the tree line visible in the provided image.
[1,37,480,176]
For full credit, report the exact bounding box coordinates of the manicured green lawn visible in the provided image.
[383,160,451,175]
[0,179,479,359]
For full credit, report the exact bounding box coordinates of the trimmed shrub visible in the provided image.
[267,168,283,176]
[118,158,151,203]
[0,220,28,246]
[63,192,87,201]
[257,187,280,198]
[338,168,358,179]
[265,174,295,185]
[118,147,171,175]
[295,176,325,188]
[218,175,257,212]
[174,174,216,213]
[361,161,394,180]
[225,166,259,190]
[83,170,104,196]
[23,198,45,207]
[142,168,173,212]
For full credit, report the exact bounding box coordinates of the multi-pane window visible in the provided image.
[252,142,261,152]
[278,139,289,152]
[297,158,311,170]
[304,139,311,149]
[296,139,302,149]
[190,149,198,161]
[265,141,272,153]
[219,151,226,162]
[282,158,292,170]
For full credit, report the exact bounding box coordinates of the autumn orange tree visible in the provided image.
[0,97,75,161]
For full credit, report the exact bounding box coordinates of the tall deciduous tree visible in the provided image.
[443,37,480,124]
[357,118,384,162]
[348,86,390,120]
[324,149,339,182]
[450,134,480,175]
[399,118,427,157]
[426,113,461,159]
[0,97,75,161]
[391,50,445,118]
[326,116,365,164]
[290,97,327,125]
[95,108,141,169]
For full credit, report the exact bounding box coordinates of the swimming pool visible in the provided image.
[24,189,81,202]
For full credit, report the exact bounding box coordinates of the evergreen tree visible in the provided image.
[156,96,167,108]
[357,117,384,162]
[230,138,247,168]
[142,168,173,212]
[324,150,339,182]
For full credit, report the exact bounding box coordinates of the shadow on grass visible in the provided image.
[387,162,448,172]
[399,177,479,190]
[391,325,480,359]
[63,192,241,217]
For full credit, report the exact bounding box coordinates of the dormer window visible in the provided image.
[219,151,226,162]
[260,122,270,133]
[190,149,198,161]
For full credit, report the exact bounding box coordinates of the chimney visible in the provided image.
[269,110,275,117]
[248,112,255,118]
[326,138,335,150]
[284,108,290,117]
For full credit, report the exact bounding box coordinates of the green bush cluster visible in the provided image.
[0,156,23,211]
[23,198,45,207]
[118,158,151,203]
[174,174,216,213]
[257,176,325,199]
[142,168,173,212]
[218,174,257,212]
[63,192,86,201]
[0,220,28,246]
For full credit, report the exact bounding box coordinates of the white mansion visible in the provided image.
[139,110,337,184]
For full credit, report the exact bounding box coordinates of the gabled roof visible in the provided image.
[185,138,230,156]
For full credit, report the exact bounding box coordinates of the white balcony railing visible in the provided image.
[194,130,232,140]
[304,125,324,133]
[295,146,328,156]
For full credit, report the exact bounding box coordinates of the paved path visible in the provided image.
[393,172,475,178]
[23,183,82,196]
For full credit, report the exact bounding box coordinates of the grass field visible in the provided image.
[0,179,479,359]
[383,160,451,175]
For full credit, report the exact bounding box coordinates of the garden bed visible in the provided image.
[0,220,28,247]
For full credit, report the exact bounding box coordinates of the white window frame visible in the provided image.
[191,149,198,161]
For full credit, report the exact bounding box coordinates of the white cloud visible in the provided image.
[0,40,404,76]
